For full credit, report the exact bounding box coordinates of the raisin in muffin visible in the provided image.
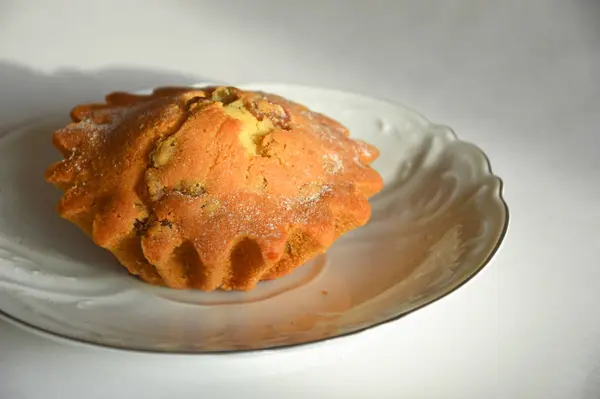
[45,86,383,291]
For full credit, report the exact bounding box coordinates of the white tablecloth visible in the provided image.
[1,1,598,398]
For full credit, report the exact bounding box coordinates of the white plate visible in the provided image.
[0,84,507,353]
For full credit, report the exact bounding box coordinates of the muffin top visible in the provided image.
[46,86,383,290]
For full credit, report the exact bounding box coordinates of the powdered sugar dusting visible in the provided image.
[323,153,343,174]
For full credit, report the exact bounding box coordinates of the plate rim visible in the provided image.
[0,83,510,355]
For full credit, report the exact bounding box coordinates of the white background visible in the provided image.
[0,1,599,398]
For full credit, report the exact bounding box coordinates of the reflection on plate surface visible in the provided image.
[0,84,507,353]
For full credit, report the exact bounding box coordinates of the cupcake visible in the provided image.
[45,86,383,291]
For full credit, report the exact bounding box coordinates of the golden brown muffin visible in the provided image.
[45,86,383,291]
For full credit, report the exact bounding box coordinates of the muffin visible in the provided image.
[45,86,383,291]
